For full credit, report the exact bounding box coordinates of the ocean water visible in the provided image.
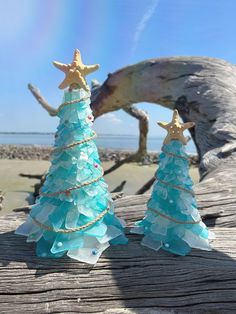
[0,133,197,154]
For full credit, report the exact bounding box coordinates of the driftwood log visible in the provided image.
[1,57,236,312]
[1,161,236,313]
[0,178,236,313]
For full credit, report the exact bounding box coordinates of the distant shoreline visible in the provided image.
[0,144,199,165]
[0,132,165,139]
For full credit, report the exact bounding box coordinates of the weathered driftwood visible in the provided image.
[0,194,236,314]
[90,57,236,179]
[1,148,235,313]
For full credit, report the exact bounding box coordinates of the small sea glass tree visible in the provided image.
[15,50,128,264]
[131,110,214,256]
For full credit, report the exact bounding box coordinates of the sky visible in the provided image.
[1,0,236,137]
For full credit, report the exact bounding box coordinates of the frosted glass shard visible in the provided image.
[65,207,80,229]
[77,205,94,218]
[145,211,159,224]
[32,204,57,222]
[154,185,168,200]
[162,237,191,256]
[208,230,216,240]
[36,237,65,258]
[67,247,102,264]
[150,222,168,236]
[51,233,84,254]
[141,234,162,251]
[80,151,89,161]
[67,239,110,264]
[15,217,35,236]
[26,228,44,242]
[97,225,122,244]
[130,226,144,234]
[117,217,126,228]
[182,230,212,251]
[84,185,98,197]
[110,234,128,245]
[84,222,107,237]
[191,211,201,221]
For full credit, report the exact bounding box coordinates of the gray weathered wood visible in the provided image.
[90,57,236,178]
[1,197,236,313]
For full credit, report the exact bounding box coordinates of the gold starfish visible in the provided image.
[157,109,195,145]
[53,49,99,91]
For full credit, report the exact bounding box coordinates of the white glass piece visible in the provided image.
[84,222,107,237]
[98,225,122,243]
[182,230,212,251]
[67,236,110,264]
[15,217,35,236]
[151,220,168,236]
[65,207,80,229]
[34,204,57,222]
[141,234,162,251]
[26,228,44,243]
[130,226,144,234]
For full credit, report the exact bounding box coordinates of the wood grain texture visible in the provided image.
[90,57,236,178]
[0,201,236,314]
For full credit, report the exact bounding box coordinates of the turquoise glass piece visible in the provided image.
[131,140,214,256]
[15,88,128,264]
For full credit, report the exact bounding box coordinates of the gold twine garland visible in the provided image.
[149,207,201,224]
[53,132,97,152]
[158,178,195,195]
[161,147,190,161]
[30,207,110,233]
[41,168,104,197]
[57,94,91,113]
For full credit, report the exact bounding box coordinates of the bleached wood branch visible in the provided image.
[28,84,58,116]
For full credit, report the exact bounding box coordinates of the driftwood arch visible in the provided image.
[90,56,236,179]
[1,56,236,312]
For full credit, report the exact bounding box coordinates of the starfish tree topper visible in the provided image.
[53,49,99,91]
[158,109,195,145]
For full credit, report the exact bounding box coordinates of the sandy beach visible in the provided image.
[0,159,199,215]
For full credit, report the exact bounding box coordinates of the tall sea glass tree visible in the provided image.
[16,50,128,264]
[132,110,214,256]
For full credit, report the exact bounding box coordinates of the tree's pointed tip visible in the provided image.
[74,49,81,57]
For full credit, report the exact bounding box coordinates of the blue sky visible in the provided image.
[1,0,236,136]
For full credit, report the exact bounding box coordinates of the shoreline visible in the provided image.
[0,144,199,165]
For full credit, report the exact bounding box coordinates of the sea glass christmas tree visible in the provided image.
[131,110,214,256]
[15,49,128,264]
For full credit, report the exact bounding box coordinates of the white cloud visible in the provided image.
[132,0,160,53]
[99,113,123,124]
